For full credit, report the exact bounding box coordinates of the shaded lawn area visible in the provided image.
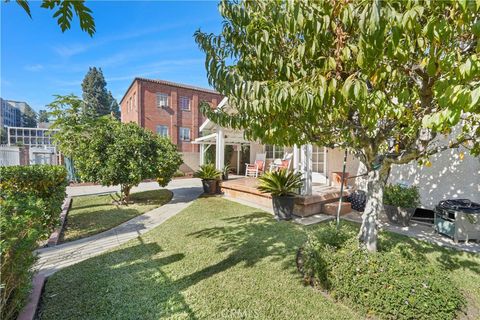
[60,189,173,243]
[39,198,480,320]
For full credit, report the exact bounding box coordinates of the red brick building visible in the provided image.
[120,77,223,153]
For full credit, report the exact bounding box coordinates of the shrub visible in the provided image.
[0,165,67,320]
[384,184,420,208]
[49,97,183,202]
[300,224,465,320]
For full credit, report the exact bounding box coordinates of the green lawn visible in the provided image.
[61,189,173,243]
[40,197,480,319]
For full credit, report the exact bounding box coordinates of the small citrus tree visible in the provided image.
[195,0,480,251]
[50,95,183,202]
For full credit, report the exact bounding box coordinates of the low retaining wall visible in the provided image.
[47,197,72,246]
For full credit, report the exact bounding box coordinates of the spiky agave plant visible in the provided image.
[257,170,303,197]
[194,164,221,180]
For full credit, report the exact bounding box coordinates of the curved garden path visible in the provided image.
[35,178,203,277]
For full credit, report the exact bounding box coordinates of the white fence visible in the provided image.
[0,145,58,166]
[0,146,20,166]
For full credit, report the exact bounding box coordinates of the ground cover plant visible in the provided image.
[37,198,480,319]
[61,189,173,242]
[299,224,466,319]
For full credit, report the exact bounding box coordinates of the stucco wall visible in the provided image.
[326,148,361,187]
[180,152,200,173]
[389,147,480,209]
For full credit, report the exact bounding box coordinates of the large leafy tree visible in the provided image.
[195,0,480,251]
[12,0,95,36]
[38,109,49,123]
[81,67,120,118]
[49,95,182,202]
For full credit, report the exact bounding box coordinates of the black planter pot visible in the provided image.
[383,205,416,226]
[272,195,296,220]
[201,179,217,195]
[222,173,229,181]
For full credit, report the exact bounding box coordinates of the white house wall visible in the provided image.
[389,147,480,209]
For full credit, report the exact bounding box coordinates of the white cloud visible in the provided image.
[24,64,44,72]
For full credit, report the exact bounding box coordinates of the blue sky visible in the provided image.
[1,1,223,112]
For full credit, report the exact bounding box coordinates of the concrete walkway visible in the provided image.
[343,212,480,254]
[35,178,203,277]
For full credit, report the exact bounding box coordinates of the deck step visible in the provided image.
[323,201,352,216]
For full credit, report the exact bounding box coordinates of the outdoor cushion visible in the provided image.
[255,160,264,171]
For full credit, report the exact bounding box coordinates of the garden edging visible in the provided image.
[46,197,72,247]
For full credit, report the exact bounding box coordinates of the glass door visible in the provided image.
[312,146,327,184]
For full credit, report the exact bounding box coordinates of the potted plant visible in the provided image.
[222,164,231,181]
[194,164,221,194]
[258,170,303,220]
[383,184,420,226]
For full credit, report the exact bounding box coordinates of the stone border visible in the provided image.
[46,197,72,247]
[16,274,46,320]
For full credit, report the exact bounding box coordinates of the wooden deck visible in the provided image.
[221,176,351,217]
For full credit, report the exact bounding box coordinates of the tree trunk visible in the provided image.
[120,184,132,204]
[358,166,390,252]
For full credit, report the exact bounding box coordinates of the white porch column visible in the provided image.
[236,146,240,174]
[215,126,225,170]
[300,144,313,195]
[200,144,205,166]
[293,144,300,173]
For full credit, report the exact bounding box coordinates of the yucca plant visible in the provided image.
[258,170,303,197]
[194,164,221,180]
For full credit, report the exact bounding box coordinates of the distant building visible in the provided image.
[1,98,21,127]
[120,78,223,153]
[6,126,57,148]
[0,98,37,128]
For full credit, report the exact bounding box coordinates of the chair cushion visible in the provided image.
[281,160,290,168]
[255,160,264,171]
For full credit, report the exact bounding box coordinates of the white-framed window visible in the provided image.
[156,93,169,108]
[179,127,191,141]
[179,96,190,111]
[265,145,284,159]
[156,125,168,137]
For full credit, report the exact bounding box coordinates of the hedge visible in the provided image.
[0,165,67,320]
[299,225,465,320]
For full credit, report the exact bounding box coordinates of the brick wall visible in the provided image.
[121,79,223,152]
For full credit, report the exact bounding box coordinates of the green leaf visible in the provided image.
[16,0,31,18]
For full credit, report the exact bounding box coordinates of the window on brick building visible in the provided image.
[179,96,190,111]
[179,127,191,141]
[156,93,169,108]
[156,125,168,137]
[133,92,137,111]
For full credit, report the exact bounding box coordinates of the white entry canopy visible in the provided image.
[192,98,249,171]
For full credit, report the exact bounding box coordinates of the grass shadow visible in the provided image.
[38,241,197,320]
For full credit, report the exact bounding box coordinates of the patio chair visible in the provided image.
[269,153,293,172]
[245,153,266,177]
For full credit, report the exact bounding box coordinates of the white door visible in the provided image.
[312,146,327,184]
